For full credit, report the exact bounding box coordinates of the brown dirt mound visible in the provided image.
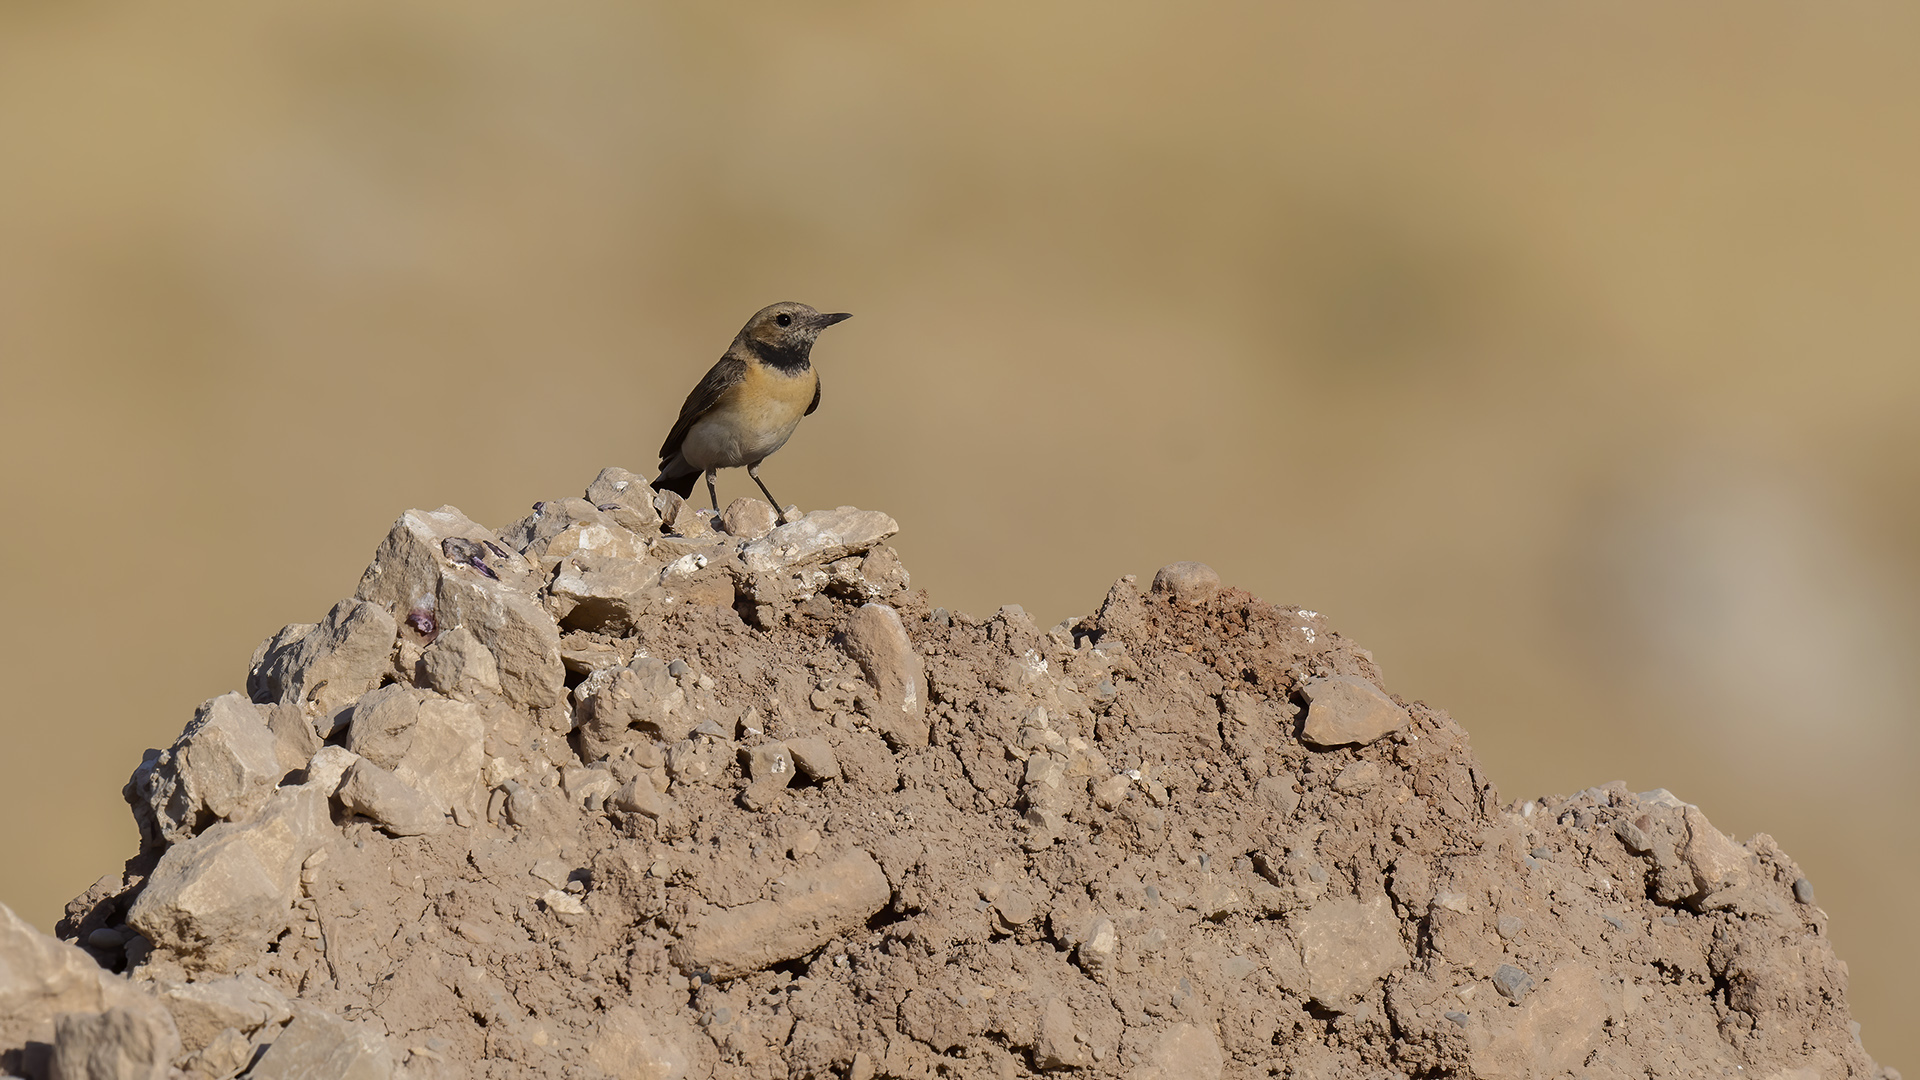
[2,468,1895,1080]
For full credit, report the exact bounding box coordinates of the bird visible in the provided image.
[652,301,852,520]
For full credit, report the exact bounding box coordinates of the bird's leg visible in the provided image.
[746,462,791,523]
[705,469,720,513]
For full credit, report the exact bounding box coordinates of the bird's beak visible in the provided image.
[814,312,853,328]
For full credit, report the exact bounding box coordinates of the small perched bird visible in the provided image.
[652,301,852,518]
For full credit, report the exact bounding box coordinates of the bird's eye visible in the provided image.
[775,313,792,327]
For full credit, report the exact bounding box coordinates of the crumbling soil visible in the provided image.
[2,468,1896,1080]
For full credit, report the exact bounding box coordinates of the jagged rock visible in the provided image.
[652,543,739,609]
[576,658,689,759]
[390,698,483,818]
[741,742,796,811]
[1682,804,1752,902]
[502,497,616,559]
[669,849,891,980]
[657,491,715,539]
[354,507,564,709]
[1022,753,1071,813]
[785,737,841,782]
[249,600,398,716]
[584,466,661,530]
[609,777,672,818]
[246,1007,394,1080]
[182,1027,252,1079]
[155,975,290,1053]
[126,693,281,850]
[335,759,440,837]
[246,623,314,702]
[342,684,425,769]
[0,903,179,1079]
[1075,918,1118,981]
[51,1008,172,1080]
[417,625,501,701]
[666,736,732,787]
[546,518,666,633]
[304,745,357,793]
[126,782,332,972]
[822,546,911,604]
[1492,963,1535,1002]
[1299,675,1409,748]
[840,603,929,749]
[560,764,618,808]
[264,702,322,775]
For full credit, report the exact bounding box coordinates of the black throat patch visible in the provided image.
[747,337,813,374]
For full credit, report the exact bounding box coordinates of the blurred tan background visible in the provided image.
[2,0,1916,1065]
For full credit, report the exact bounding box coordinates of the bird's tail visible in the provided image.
[652,468,698,498]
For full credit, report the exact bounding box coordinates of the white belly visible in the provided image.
[679,406,802,471]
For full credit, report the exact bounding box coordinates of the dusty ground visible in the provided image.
[1,470,1895,1079]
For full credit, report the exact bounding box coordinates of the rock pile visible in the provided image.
[0,468,1897,1079]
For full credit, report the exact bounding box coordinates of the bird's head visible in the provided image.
[736,302,852,363]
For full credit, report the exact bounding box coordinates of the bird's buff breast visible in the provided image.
[680,366,815,469]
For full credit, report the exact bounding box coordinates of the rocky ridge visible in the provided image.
[0,467,1896,1080]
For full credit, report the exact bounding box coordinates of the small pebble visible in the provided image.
[1529,846,1551,861]
[1793,877,1817,905]
[1444,1010,1469,1028]
[87,927,128,950]
[1601,913,1625,930]
[1496,915,1525,941]
[929,608,950,627]
[668,659,690,678]
[1492,964,1535,1003]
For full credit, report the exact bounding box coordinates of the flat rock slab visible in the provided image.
[669,849,891,980]
[738,508,898,575]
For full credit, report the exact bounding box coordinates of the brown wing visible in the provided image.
[658,356,749,465]
[805,370,821,416]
